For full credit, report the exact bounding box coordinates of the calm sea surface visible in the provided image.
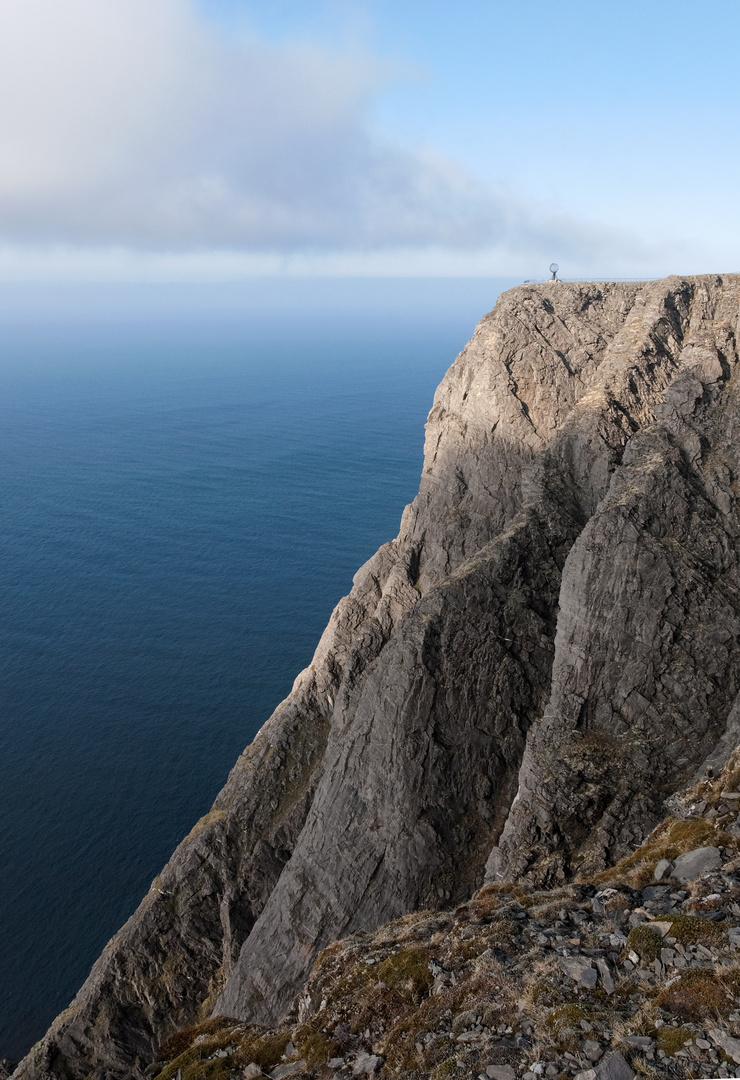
[0,281,512,1059]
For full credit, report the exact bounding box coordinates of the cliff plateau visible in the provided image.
[13,274,740,1079]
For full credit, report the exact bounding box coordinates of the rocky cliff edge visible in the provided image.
[13,275,740,1079]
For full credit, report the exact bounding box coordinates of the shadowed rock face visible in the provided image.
[14,275,740,1078]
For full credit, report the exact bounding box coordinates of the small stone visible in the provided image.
[270,1065,305,1080]
[649,921,673,937]
[728,927,740,949]
[594,1051,635,1080]
[654,859,672,881]
[485,1066,515,1080]
[583,1040,603,1061]
[453,1010,479,1034]
[352,1053,383,1076]
[672,846,723,883]
[622,1037,654,1049]
[596,959,615,995]
[710,1030,740,1064]
[573,1070,596,1080]
[243,1067,263,1080]
[328,1060,345,1070]
[559,956,595,983]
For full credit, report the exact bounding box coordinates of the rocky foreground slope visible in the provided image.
[13,274,740,1079]
[125,749,740,1080]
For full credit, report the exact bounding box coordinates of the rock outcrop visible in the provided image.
[13,275,740,1079]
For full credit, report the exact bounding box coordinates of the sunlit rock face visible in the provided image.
[15,274,740,1079]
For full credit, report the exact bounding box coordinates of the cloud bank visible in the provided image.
[0,0,643,270]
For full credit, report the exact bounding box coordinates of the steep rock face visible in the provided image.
[14,275,740,1079]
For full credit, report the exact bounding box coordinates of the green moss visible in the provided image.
[376,947,433,1002]
[431,1056,461,1078]
[655,1025,694,1056]
[246,1032,294,1070]
[158,1018,237,1061]
[668,915,727,947]
[624,926,663,963]
[156,1025,291,1080]
[544,1004,592,1051]
[594,816,736,887]
[298,1031,338,1068]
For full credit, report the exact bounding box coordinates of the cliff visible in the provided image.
[13,274,740,1079]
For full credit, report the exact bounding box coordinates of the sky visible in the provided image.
[0,0,738,281]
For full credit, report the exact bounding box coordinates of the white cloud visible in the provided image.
[0,0,645,268]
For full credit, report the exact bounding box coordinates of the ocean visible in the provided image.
[0,278,515,1060]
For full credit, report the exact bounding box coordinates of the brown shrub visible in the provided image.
[656,969,731,1022]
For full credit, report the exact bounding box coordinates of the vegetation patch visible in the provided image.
[158,1018,238,1061]
[656,969,732,1022]
[666,914,727,947]
[543,1003,592,1051]
[624,926,664,963]
[376,947,434,1002]
[296,1029,339,1069]
[655,1025,695,1057]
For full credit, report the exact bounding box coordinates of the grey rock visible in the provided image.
[242,1066,264,1080]
[452,1010,479,1034]
[594,1052,634,1080]
[583,1040,603,1061]
[486,1067,516,1080]
[621,1037,653,1049]
[649,921,673,937]
[352,1053,383,1076]
[654,858,672,880]
[641,886,670,901]
[672,846,723,882]
[327,1060,344,1070]
[596,958,615,995]
[710,1030,740,1063]
[16,274,740,1077]
[559,955,595,985]
[270,1065,304,1080]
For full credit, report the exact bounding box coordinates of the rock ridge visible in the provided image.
[13,274,740,1079]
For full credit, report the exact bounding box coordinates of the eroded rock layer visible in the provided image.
[14,275,740,1079]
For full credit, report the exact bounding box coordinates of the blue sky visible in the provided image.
[0,0,738,280]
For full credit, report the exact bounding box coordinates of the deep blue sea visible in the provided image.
[0,278,514,1060]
